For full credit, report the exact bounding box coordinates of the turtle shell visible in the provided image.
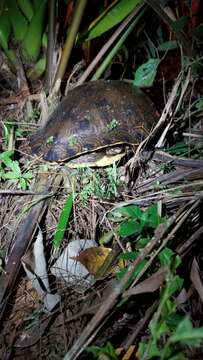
[29,81,157,164]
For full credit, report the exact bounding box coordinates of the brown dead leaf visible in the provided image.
[190,257,203,302]
[123,267,167,297]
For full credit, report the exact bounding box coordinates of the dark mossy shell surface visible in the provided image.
[29,80,157,162]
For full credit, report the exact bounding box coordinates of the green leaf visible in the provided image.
[173,16,189,32]
[110,205,142,222]
[119,219,140,237]
[3,171,18,180]
[116,259,147,282]
[142,205,161,229]
[0,150,14,167]
[19,177,26,190]
[192,23,203,41]
[166,314,185,331]
[22,0,47,60]
[27,57,46,80]
[52,193,73,248]
[162,275,183,301]
[158,40,178,51]
[0,5,11,51]
[193,98,203,110]
[17,0,34,21]
[119,205,142,218]
[138,341,160,359]
[85,342,118,359]
[119,251,138,261]
[85,345,103,358]
[9,160,21,175]
[170,317,203,347]
[159,248,175,266]
[22,171,33,179]
[86,0,141,40]
[133,58,160,87]
[99,230,114,245]
[137,236,151,247]
[149,319,169,340]
[7,0,28,42]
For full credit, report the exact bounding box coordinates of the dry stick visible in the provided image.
[112,181,203,210]
[101,194,197,209]
[145,150,203,169]
[128,72,183,173]
[76,4,144,86]
[125,301,158,348]
[177,224,203,256]
[156,69,191,148]
[174,68,191,116]
[63,204,185,360]
[0,190,50,195]
[136,168,203,194]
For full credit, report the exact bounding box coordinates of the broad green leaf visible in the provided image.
[170,317,203,347]
[119,219,140,237]
[7,0,28,42]
[133,58,160,87]
[23,171,33,179]
[0,6,11,51]
[158,40,178,51]
[22,0,47,60]
[119,205,142,218]
[140,205,162,230]
[166,313,185,331]
[9,160,21,175]
[0,150,14,167]
[86,0,141,40]
[192,23,203,41]
[3,171,19,180]
[17,0,34,22]
[110,205,142,220]
[53,193,73,248]
[173,16,189,32]
[119,251,138,261]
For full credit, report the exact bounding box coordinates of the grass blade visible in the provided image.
[53,193,73,249]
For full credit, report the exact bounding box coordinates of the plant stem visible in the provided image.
[53,0,87,88]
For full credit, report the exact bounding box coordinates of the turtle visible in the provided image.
[29,80,157,167]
